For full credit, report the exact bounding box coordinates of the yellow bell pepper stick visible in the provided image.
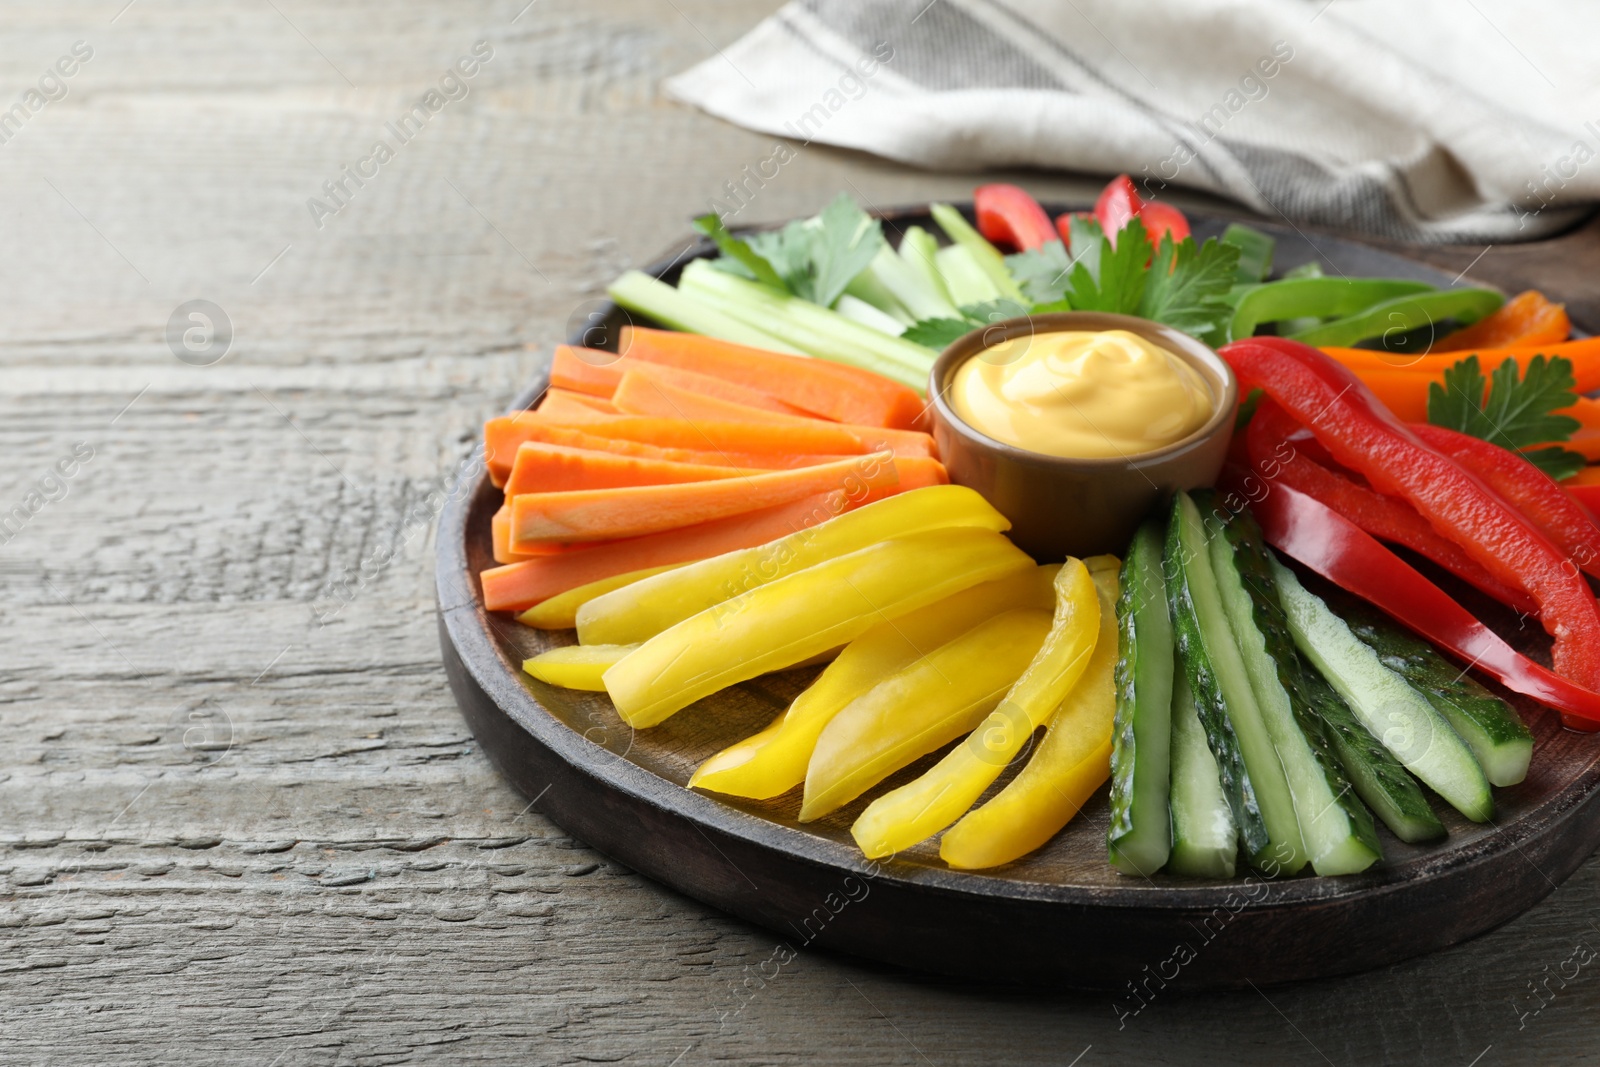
[516,565,683,630]
[523,643,639,691]
[939,560,1121,870]
[576,485,1010,646]
[850,556,1106,858]
[799,608,1053,822]
[603,528,1033,728]
[690,565,1062,800]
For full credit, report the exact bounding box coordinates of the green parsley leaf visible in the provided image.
[803,194,886,308]
[1004,240,1073,304]
[1138,232,1241,344]
[1429,355,1581,449]
[1065,216,1151,315]
[1428,355,1490,434]
[902,317,979,348]
[960,298,1030,323]
[1064,215,1104,276]
[1427,353,1585,477]
[900,298,1031,350]
[693,212,786,289]
[744,221,813,288]
[697,195,885,308]
[1519,446,1588,481]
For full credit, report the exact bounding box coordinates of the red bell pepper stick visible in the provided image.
[1221,470,1600,729]
[1247,402,1536,613]
[1219,336,1600,690]
[1567,483,1600,518]
[1136,200,1191,245]
[1094,174,1142,239]
[973,184,1057,251]
[1408,422,1600,581]
[1054,210,1096,248]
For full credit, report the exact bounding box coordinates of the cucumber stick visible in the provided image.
[1212,508,1380,875]
[1271,559,1493,823]
[1306,667,1446,843]
[1166,492,1307,873]
[1168,673,1238,878]
[1106,521,1175,876]
[1339,602,1533,787]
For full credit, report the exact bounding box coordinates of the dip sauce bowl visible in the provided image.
[928,311,1237,561]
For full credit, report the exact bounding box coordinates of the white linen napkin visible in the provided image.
[666,0,1600,242]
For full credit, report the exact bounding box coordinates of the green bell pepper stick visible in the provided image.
[1228,277,1435,341]
[1221,223,1275,284]
[1286,287,1504,348]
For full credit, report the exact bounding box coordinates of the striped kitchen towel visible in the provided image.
[666,0,1600,243]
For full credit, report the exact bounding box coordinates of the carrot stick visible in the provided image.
[496,454,944,563]
[610,370,936,458]
[509,452,899,547]
[537,389,619,417]
[548,346,622,398]
[483,480,925,613]
[503,442,756,495]
[1322,339,1600,423]
[530,411,870,455]
[630,363,812,416]
[483,412,869,486]
[1565,466,1600,488]
[551,345,812,416]
[1320,337,1600,381]
[482,419,852,485]
[1539,396,1600,462]
[619,325,926,429]
[493,505,582,563]
[1433,291,1570,351]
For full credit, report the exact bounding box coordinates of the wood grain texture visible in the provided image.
[3,1,1599,1064]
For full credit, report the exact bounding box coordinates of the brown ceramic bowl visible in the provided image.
[928,311,1237,561]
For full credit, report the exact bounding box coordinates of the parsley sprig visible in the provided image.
[901,299,1031,349]
[996,217,1241,346]
[1426,354,1586,480]
[694,195,885,310]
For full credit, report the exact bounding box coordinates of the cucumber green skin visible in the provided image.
[1107,520,1176,876]
[1271,557,1492,824]
[1304,668,1446,843]
[1240,554,1442,842]
[1339,601,1533,787]
[1164,494,1270,861]
[1218,508,1383,867]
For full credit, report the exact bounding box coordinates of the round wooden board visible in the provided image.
[436,206,1600,991]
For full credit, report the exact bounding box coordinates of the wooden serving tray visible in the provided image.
[436,207,1600,990]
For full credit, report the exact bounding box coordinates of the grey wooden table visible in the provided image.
[6,2,1600,1064]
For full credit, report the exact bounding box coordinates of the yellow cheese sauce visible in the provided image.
[949,329,1213,460]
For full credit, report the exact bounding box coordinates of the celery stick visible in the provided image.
[607,270,802,354]
[843,270,915,325]
[688,284,915,385]
[936,244,1001,308]
[899,226,956,310]
[835,294,907,336]
[930,203,1028,303]
[866,245,959,321]
[678,261,935,388]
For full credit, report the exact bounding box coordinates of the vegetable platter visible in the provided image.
[437,196,1600,991]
